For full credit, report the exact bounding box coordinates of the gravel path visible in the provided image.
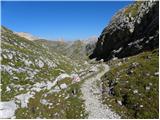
[81,64,121,119]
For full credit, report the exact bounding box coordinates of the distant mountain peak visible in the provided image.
[15,32,39,41]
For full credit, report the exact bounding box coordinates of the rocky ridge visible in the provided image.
[15,32,39,41]
[90,1,159,60]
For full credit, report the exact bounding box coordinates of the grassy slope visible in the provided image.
[1,26,75,100]
[101,49,159,119]
[124,1,142,17]
[1,26,88,118]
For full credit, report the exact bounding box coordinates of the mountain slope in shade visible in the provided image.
[90,1,158,61]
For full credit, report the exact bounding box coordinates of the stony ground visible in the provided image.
[81,64,120,119]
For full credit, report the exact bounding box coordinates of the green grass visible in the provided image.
[65,82,87,118]
[101,49,159,119]
[125,1,142,17]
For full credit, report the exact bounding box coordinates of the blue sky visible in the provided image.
[1,1,133,40]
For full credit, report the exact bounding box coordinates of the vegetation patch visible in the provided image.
[125,1,142,17]
[101,49,159,119]
[15,80,87,119]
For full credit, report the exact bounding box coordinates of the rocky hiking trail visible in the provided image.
[81,64,120,119]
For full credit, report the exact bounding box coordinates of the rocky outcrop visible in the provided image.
[90,1,159,61]
[85,37,97,56]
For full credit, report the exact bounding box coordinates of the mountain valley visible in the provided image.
[0,1,159,119]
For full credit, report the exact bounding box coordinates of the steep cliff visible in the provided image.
[90,1,159,60]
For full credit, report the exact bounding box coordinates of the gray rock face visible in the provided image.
[85,41,97,56]
[90,1,159,61]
